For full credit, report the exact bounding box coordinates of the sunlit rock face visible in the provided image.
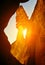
[10,0,45,65]
[10,6,32,64]
[10,6,38,64]
[29,0,45,65]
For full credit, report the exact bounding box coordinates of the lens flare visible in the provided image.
[22,29,27,39]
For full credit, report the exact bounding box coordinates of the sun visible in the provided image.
[22,28,27,39]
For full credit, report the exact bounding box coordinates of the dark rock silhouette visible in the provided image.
[0,0,28,65]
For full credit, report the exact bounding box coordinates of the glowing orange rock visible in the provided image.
[10,0,45,64]
[10,6,32,64]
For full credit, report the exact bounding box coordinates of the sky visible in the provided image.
[4,0,37,44]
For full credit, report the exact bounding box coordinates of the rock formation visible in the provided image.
[10,0,45,65]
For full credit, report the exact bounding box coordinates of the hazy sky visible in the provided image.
[4,0,37,44]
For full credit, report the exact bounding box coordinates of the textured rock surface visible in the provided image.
[29,0,45,65]
[10,0,45,65]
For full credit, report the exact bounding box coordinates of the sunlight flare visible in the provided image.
[22,28,27,39]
